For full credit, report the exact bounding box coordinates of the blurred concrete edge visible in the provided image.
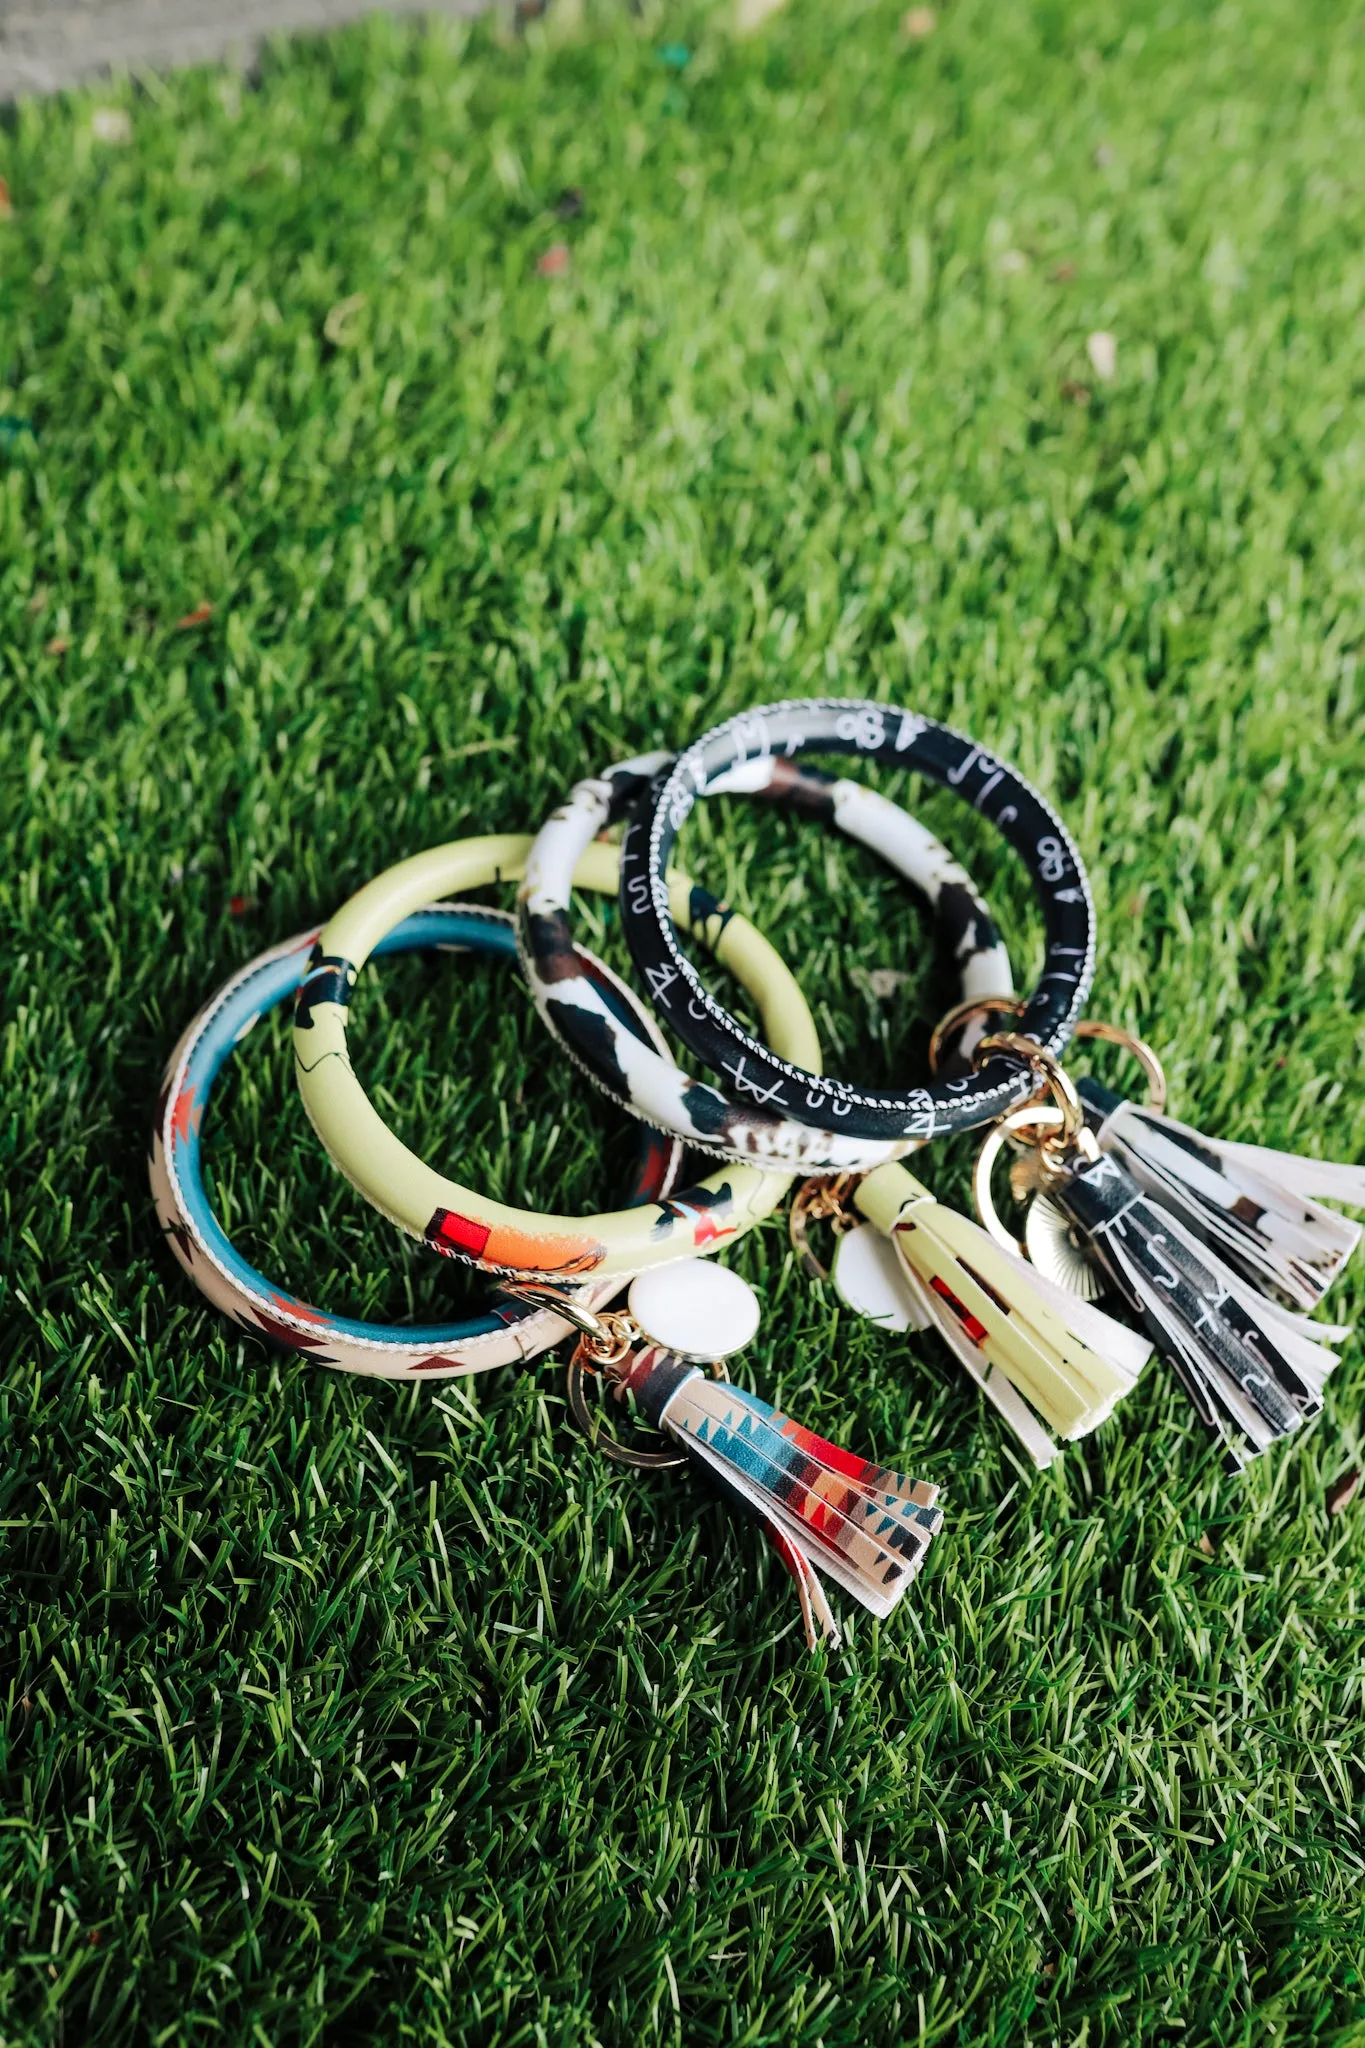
[0,0,494,102]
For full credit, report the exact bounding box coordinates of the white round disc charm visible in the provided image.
[627,1259,761,1362]
[831,1222,929,1334]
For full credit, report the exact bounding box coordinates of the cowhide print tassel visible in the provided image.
[1046,1150,1340,1470]
[846,1163,1151,1470]
[1078,1078,1365,1316]
[618,1345,943,1651]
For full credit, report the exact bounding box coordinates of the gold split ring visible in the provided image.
[976,1031,1088,1147]
[787,1172,863,1283]
[972,1103,1066,1256]
[566,1340,730,1470]
[926,994,1025,1074]
[928,1000,1168,1113]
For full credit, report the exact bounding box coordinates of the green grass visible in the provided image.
[2,0,1365,2040]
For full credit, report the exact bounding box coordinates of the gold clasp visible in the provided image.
[928,997,1168,1114]
[939,1009,1169,1264]
[788,1172,863,1283]
[565,1334,730,1470]
[976,1031,1093,1155]
[502,1279,736,1471]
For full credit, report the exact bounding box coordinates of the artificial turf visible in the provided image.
[2,0,1364,2040]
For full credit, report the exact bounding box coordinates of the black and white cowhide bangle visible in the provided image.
[516,755,1014,1174]
[615,699,1096,1146]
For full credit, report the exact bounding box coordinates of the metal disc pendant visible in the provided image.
[1025,1194,1101,1300]
[627,1260,761,1362]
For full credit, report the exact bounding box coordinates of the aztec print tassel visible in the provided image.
[852,1163,1151,1470]
[1047,1149,1342,1469]
[619,1345,943,1651]
[1078,1078,1365,1316]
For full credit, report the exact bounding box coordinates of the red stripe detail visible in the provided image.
[930,1274,989,1347]
[170,1085,200,1147]
[270,1293,325,1325]
[429,1210,492,1260]
[779,1416,869,1483]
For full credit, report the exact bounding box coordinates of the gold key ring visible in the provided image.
[928,999,1168,1113]
[503,1278,733,1471]
[787,1172,863,1283]
[973,1103,1066,1257]
[1066,1019,1167,1113]
[497,1279,635,1357]
[976,1031,1088,1147]
[566,1339,730,1469]
[967,1033,1100,1264]
[927,994,1026,1074]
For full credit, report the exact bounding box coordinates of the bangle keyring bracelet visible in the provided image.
[617,699,1096,1145]
[292,836,819,1281]
[151,905,685,1377]
[517,757,1014,1174]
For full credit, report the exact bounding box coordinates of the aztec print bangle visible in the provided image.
[151,906,684,1378]
[517,762,1014,1173]
[293,835,819,1281]
[617,698,1096,1145]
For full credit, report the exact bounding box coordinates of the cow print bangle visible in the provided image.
[152,906,683,1379]
[518,761,1014,1173]
[617,699,1096,1145]
[293,834,820,1281]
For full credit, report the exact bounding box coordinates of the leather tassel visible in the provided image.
[1080,1078,1365,1316]
[853,1163,1151,1469]
[1049,1149,1340,1469]
[620,1345,943,1650]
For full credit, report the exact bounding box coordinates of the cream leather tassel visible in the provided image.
[850,1163,1151,1468]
